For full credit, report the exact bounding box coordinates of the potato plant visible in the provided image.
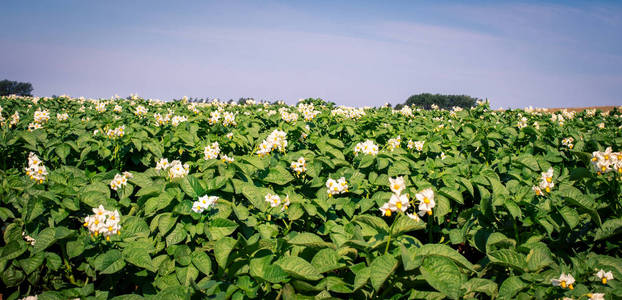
[0,96,621,300]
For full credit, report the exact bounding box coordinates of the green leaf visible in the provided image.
[250,255,289,283]
[526,246,553,272]
[516,155,539,171]
[55,143,70,163]
[420,256,465,299]
[93,249,126,274]
[176,264,199,286]
[207,218,238,240]
[214,237,237,269]
[461,278,498,298]
[487,249,526,272]
[123,247,155,272]
[18,252,45,274]
[277,256,323,281]
[66,240,85,258]
[595,218,622,240]
[414,243,476,272]
[438,187,463,204]
[191,251,212,276]
[288,232,334,248]
[369,254,398,291]
[166,223,187,247]
[33,227,56,253]
[391,213,426,236]
[498,276,527,300]
[263,166,295,185]
[311,248,344,273]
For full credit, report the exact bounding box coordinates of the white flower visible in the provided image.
[25,152,47,184]
[406,213,421,222]
[588,293,605,300]
[389,177,405,194]
[83,205,122,241]
[171,115,188,127]
[204,142,220,160]
[538,167,554,192]
[226,132,234,139]
[106,125,125,139]
[265,193,281,207]
[220,154,234,163]
[389,193,409,212]
[256,130,288,157]
[110,172,132,191]
[415,188,435,216]
[135,105,148,117]
[326,177,348,197]
[387,136,401,151]
[551,273,575,289]
[22,232,36,246]
[291,157,306,174]
[380,202,392,217]
[113,105,122,113]
[354,140,379,156]
[222,112,236,126]
[596,269,614,284]
[192,195,218,213]
[155,158,170,170]
[167,160,189,180]
[56,112,69,121]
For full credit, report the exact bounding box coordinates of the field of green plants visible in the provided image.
[0,95,621,300]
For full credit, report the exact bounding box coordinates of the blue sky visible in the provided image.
[1,1,621,108]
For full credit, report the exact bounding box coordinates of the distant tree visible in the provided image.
[404,93,478,110]
[0,79,33,96]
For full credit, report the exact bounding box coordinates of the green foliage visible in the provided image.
[404,93,479,110]
[0,95,621,299]
[0,79,33,96]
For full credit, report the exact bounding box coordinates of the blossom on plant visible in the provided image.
[562,137,574,149]
[208,111,221,125]
[587,293,605,300]
[256,129,288,157]
[415,188,435,216]
[95,102,106,112]
[110,172,132,191]
[204,142,220,160]
[106,125,125,139]
[532,186,543,196]
[280,110,299,123]
[154,113,171,126]
[265,193,281,207]
[387,136,401,151]
[113,105,122,113]
[596,269,614,284]
[56,112,69,121]
[25,152,47,184]
[167,160,189,179]
[539,168,555,193]
[551,273,575,289]
[326,177,348,197]
[389,193,409,212]
[83,205,121,241]
[171,115,188,127]
[222,111,236,126]
[291,157,306,175]
[192,195,218,213]
[226,132,234,139]
[591,147,621,174]
[354,140,379,156]
[220,154,234,163]
[22,232,36,246]
[155,158,170,170]
[380,202,392,217]
[389,176,405,194]
[135,105,148,117]
[27,122,42,131]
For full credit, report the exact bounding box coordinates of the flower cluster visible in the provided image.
[110,171,132,191]
[208,111,221,125]
[256,130,288,157]
[188,103,200,114]
[551,273,575,289]
[407,140,425,151]
[220,154,234,163]
[106,125,125,139]
[25,152,47,184]
[517,117,528,129]
[171,115,188,127]
[192,195,218,213]
[22,232,36,246]
[57,112,69,121]
[154,112,172,126]
[415,188,436,216]
[398,106,413,117]
[596,269,614,284]
[113,105,122,113]
[95,102,106,112]
[204,142,221,160]
[326,177,348,197]
[354,140,379,156]
[83,205,121,241]
[155,158,189,179]
[298,103,320,121]
[290,157,306,175]
[280,109,299,123]
[535,168,555,193]
[591,147,622,174]
[135,105,148,117]
[331,106,366,119]
[265,193,290,211]
[561,137,574,149]
[222,112,236,126]
[387,136,401,151]
[167,160,190,179]
[380,177,410,217]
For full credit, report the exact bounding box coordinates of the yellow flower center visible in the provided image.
[94,220,99,225]
[427,210,432,216]
[568,284,573,290]
[605,155,610,160]
[592,157,597,161]
[108,226,113,231]
[393,184,400,190]
[545,187,551,193]
[560,281,566,288]
[385,210,391,217]
[602,166,607,172]
[546,177,552,183]
[396,202,402,209]
[424,197,430,204]
[602,278,607,284]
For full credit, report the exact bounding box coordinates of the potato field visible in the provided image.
[0,96,621,300]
